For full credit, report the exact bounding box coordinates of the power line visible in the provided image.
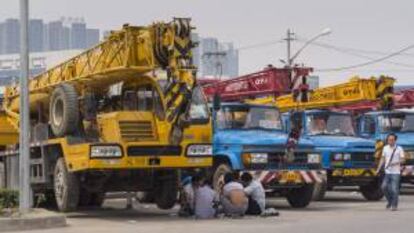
[296,36,414,57]
[295,37,414,68]
[237,39,284,51]
[312,43,414,72]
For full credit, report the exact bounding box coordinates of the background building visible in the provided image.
[0,50,83,86]
[192,34,239,78]
[0,18,100,54]
[307,75,320,89]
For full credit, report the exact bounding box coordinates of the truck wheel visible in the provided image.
[287,184,314,208]
[360,180,384,201]
[49,83,79,137]
[312,175,327,201]
[54,157,80,212]
[154,172,178,209]
[212,163,232,191]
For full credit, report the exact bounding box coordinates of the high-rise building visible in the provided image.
[0,23,4,54]
[47,20,66,50]
[70,22,87,49]
[86,28,100,48]
[1,19,20,54]
[0,18,100,54]
[29,19,44,52]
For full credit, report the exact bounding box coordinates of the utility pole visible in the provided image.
[285,29,295,67]
[19,0,31,214]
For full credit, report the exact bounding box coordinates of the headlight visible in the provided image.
[334,153,343,161]
[251,153,268,163]
[90,145,122,158]
[186,145,212,156]
[343,153,352,160]
[308,153,321,163]
[243,153,268,164]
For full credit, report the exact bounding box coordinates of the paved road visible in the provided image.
[17,187,414,233]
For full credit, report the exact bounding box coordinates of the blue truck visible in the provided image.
[358,110,414,184]
[210,100,323,208]
[283,110,383,201]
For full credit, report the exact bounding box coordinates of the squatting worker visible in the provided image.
[241,172,265,215]
[376,133,405,211]
[221,173,248,216]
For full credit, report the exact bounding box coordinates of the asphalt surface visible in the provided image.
[14,186,414,233]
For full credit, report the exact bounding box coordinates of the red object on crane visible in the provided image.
[200,66,313,101]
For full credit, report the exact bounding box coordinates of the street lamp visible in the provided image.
[287,28,332,67]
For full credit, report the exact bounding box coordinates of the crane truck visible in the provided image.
[0,18,213,212]
[253,75,395,200]
[203,67,323,208]
[338,88,414,185]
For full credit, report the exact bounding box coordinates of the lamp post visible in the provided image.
[285,28,332,67]
[19,0,31,214]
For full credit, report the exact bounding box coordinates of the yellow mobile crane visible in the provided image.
[0,18,212,212]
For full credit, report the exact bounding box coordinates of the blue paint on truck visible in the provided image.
[283,110,383,201]
[358,110,414,184]
[211,102,322,208]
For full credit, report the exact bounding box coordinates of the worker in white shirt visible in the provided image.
[376,133,405,211]
[241,172,266,215]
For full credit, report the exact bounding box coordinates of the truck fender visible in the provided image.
[213,152,241,170]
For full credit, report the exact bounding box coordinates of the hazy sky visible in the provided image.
[1,0,414,85]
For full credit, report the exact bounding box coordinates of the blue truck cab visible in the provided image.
[211,101,322,208]
[358,110,414,184]
[283,110,383,201]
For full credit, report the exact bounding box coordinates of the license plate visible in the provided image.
[282,171,301,182]
[333,168,367,177]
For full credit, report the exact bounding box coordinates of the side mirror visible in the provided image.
[213,94,221,111]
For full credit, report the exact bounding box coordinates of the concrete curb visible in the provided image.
[0,209,66,232]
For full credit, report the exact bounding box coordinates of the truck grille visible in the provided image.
[119,121,155,142]
[351,153,375,162]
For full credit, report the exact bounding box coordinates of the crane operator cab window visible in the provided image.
[122,85,165,120]
[307,112,355,136]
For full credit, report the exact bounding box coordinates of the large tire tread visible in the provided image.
[50,84,79,137]
[54,157,80,212]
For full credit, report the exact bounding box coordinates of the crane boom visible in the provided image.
[3,18,196,131]
[270,76,395,112]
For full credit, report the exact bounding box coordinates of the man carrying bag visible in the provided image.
[376,133,405,211]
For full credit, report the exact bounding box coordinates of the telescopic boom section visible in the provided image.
[259,76,395,112]
[2,18,196,129]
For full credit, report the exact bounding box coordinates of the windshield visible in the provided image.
[306,113,356,136]
[379,113,414,132]
[217,106,282,130]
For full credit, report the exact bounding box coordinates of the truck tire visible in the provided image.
[312,175,327,201]
[212,163,232,191]
[360,180,384,201]
[49,84,79,137]
[154,172,178,209]
[54,157,80,212]
[287,184,314,208]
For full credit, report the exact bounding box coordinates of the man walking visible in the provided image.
[376,133,405,211]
